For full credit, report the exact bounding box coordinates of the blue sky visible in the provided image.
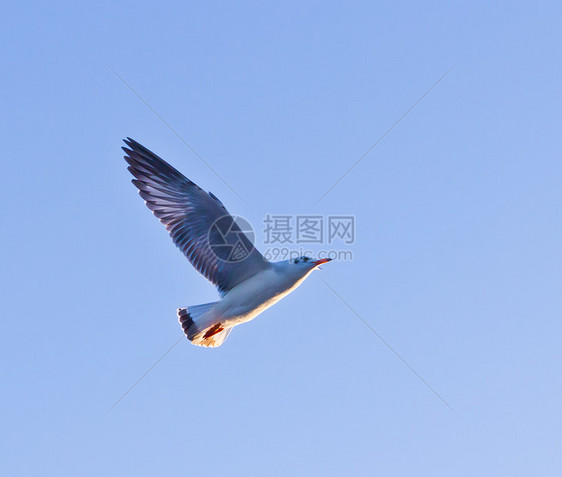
[2,1,562,475]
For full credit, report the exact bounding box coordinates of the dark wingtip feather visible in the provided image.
[124,138,157,158]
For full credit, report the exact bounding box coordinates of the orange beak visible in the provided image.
[313,258,333,266]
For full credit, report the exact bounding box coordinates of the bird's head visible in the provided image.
[277,255,333,279]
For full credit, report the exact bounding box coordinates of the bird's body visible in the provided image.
[181,262,317,346]
[123,138,332,347]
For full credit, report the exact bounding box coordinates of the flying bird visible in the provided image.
[123,138,332,347]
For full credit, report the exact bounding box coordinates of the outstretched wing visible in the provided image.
[123,138,269,295]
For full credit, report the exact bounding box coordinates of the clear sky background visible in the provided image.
[2,1,562,475]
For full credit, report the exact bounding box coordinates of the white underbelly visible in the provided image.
[215,269,306,326]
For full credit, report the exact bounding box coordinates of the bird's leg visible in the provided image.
[203,323,224,339]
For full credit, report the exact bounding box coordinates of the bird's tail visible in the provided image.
[177,302,232,348]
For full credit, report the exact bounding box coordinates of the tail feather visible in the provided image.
[177,302,232,348]
[177,307,196,338]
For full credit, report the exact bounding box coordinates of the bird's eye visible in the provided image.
[294,259,299,264]
[303,257,309,262]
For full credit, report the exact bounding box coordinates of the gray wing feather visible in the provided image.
[123,138,269,295]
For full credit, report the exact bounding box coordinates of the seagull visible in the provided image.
[123,138,332,347]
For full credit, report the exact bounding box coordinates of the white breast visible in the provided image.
[215,267,312,325]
